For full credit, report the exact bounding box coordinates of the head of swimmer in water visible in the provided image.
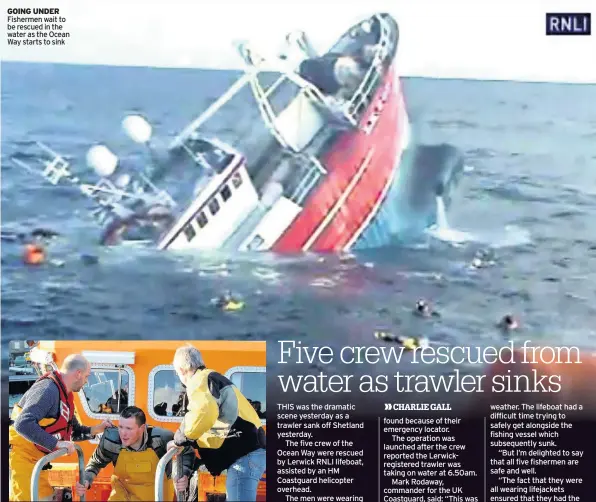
[416,300,431,315]
[500,315,519,331]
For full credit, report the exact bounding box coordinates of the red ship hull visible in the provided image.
[272,64,408,253]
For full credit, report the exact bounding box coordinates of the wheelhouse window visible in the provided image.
[196,211,208,228]
[151,369,188,418]
[184,136,233,172]
[184,224,196,241]
[82,368,130,415]
[231,172,243,189]
[247,234,264,251]
[208,198,220,216]
[220,184,232,202]
[227,367,266,420]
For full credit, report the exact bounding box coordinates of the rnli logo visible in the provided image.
[546,13,591,35]
[60,402,70,421]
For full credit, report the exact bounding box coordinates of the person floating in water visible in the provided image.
[413,299,440,318]
[3,227,66,267]
[375,331,430,350]
[21,241,67,268]
[469,249,497,270]
[211,291,245,312]
[22,242,46,266]
[497,314,519,333]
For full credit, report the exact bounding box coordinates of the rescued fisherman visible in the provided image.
[168,345,266,502]
[9,354,112,502]
[75,406,195,501]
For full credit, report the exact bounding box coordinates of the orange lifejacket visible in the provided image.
[23,243,45,265]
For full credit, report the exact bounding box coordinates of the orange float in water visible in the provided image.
[23,243,45,265]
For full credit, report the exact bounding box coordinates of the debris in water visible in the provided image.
[81,254,99,266]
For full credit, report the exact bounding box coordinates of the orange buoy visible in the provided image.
[23,243,45,265]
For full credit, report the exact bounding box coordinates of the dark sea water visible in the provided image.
[2,62,596,359]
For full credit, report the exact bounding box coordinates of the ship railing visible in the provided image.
[81,169,176,209]
[31,444,86,502]
[289,155,326,204]
[291,168,321,205]
[345,14,392,122]
[169,64,290,146]
[169,71,255,150]
[235,41,361,152]
[12,142,176,226]
[12,141,76,186]
[79,177,176,227]
[238,41,339,150]
[155,445,186,502]
[81,179,129,208]
[170,33,365,156]
[178,143,212,172]
[247,72,292,150]
[283,71,358,129]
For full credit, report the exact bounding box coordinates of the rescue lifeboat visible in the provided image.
[12,13,433,254]
[16,340,266,501]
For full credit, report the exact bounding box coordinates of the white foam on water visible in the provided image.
[426,197,531,249]
[251,267,282,284]
[310,277,337,288]
[488,225,532,248]
[426,196,474,246]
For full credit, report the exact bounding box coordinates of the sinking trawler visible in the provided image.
[13,13,461,253]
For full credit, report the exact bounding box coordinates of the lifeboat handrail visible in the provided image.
[346,14,392,121]
[31,445,86,502]
[155,445,185,502]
